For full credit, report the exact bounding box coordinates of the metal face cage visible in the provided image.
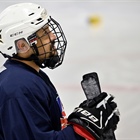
[28,16,67,69]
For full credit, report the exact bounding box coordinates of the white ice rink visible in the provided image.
[0,0,140,139]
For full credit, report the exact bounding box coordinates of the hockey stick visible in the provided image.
[81,72,116,140]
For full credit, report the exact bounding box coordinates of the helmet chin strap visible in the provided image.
[34,55,60,69]
[12,53,60,69]
[12,54,36,61]
[0,51,11,58]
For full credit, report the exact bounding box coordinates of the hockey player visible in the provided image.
[0,3,119,140]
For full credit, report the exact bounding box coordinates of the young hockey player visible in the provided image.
[0,3,119,140]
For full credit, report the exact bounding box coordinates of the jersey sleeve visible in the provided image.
[0,97,84,140]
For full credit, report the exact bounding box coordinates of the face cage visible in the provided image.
[28,16,67,69]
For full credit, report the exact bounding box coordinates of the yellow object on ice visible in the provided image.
[88,15,101,27]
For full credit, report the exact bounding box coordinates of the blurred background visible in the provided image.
[0,0,140,139]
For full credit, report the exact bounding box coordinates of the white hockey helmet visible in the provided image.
[0,3,67,69]
[0,3,49,56]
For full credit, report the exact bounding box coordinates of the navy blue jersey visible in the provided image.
[0,59,84,140]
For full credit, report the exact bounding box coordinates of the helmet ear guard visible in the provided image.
[15,38,30,54]
[0,3,67,69]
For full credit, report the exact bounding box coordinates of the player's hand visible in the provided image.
[68,92,120,140]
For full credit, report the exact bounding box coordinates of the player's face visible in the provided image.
[36,25,57,60]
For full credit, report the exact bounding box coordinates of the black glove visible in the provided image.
[68,92,120,140]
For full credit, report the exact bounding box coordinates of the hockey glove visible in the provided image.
[68,92,120,140]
